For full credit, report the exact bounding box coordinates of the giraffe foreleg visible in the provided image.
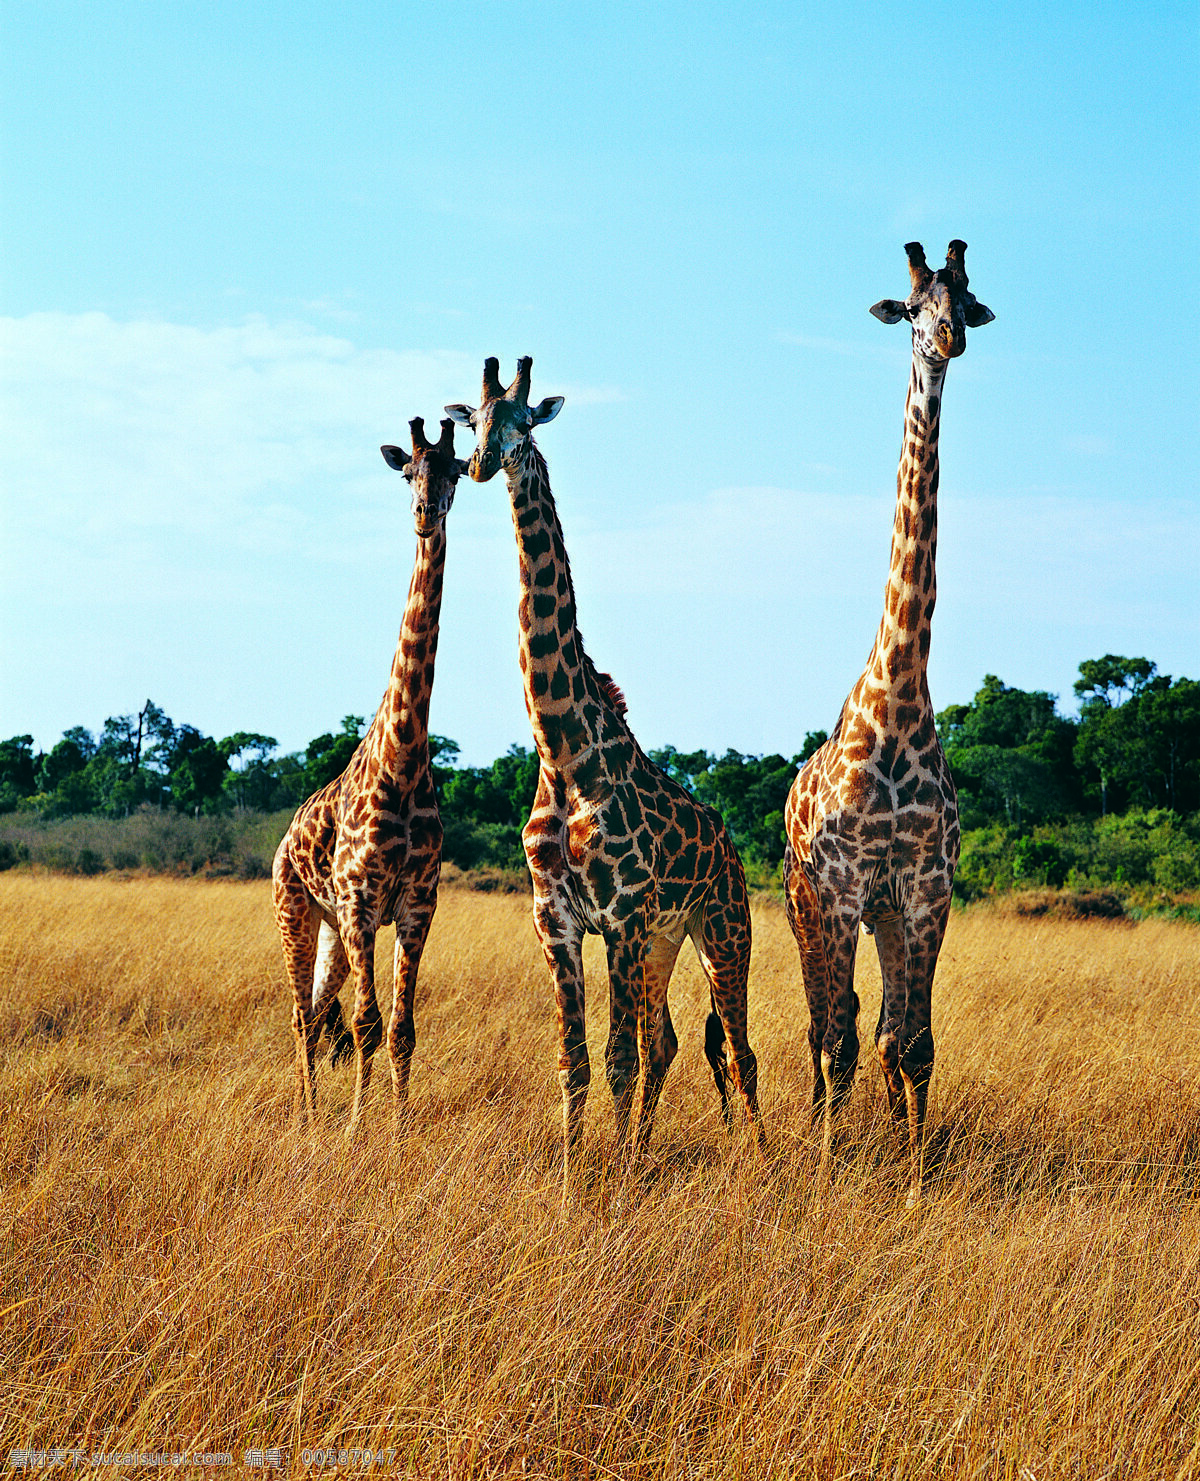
[604,923,648,1164]
[388,908,434,1121]
[895,901,950,1205]
[533,899,588,1203]
[339,904,382,1141]
[871,914,908,1121]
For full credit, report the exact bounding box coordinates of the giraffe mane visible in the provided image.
[589,663,628,716]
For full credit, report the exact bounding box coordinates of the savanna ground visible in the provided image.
[2,872,1199,1479]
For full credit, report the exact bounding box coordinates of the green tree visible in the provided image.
[646,746,715,794]
[220,732,281,811]
[799,729,829,763]
[0,735,38,810]
[1075,664,1200,814]
[303,716,365,795]
[436,744,540,873]
[38,728,96,792]
[170,735,230,815]
[938,675,1079,825]
[692,750,799,866]
[441,745,539,827]
[1141,676,1200,812]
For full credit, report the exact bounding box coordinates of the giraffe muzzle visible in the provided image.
[469,449,500,482]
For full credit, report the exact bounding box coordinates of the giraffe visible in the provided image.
[446,358,764,1200]
[783,241,993,1201]
[272,417,467,1136]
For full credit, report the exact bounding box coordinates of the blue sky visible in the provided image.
[2,0,1197,767]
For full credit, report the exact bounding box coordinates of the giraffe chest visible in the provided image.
[290,777,441,923]
[550,779,721,934]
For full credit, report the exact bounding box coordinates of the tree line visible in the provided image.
[2,654,1198,899]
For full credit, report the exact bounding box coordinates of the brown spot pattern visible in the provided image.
[783,247,989,1196]
[459,361,764,1198]
[272,434,465,1136]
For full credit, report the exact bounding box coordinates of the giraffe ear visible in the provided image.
[531,395,564,426]
[444,403,476,427]
[380,445,411,470]
[963,298,995,328]
[870,299,910,324]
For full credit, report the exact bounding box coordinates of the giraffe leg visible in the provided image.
[312,920,352,1069]
[785,846,859,1179]
[604,920,650,1165]
[819,916,861,1182]
[273,853,324,1127]
[871,913,908,1122]
[784,846,830,1129]
[630,932,683,1160]
[388,905,435,1121]
[693,849,764,1150]
[339,903,383,1141]
[895,899,950,1206]
[532,896,588,1203]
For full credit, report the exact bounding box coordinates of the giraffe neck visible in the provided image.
[861,351,948,699]
[505,441,606,775]
[364,525,445,779]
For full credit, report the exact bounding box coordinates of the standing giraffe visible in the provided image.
[273,418,467,1135]
[447,358,764,1199]
[783,241,993,1200]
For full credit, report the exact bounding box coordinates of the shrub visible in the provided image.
[1012,835,1069,889]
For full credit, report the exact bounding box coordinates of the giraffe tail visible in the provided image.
[703,991,733,1130]
[322,996,355,1068]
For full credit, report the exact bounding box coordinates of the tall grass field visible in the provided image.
[3,872,1199,1477]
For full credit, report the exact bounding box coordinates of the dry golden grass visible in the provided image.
[2,871,1200,1478]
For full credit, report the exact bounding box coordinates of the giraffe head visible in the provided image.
[380,418,469,537]
[870,240,994,361]
[445,357,564,482]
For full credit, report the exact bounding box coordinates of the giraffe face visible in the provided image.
[870,240,993,362]
[381,419,469,537]
[455,396,534,483]
[446,356,564,483]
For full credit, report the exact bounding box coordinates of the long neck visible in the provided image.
[506,440,603,773]
[861,350,948,699]
[365,525,445,777]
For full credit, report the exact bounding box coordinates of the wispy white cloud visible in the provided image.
[0,313,483,579]
[0,312,627,753]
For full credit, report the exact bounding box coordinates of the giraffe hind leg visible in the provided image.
[692,875,764,1149]
[312,920,353,1068]
[272,851,327,1127]
[630,932,683,1160]
[784,848,859,1177]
